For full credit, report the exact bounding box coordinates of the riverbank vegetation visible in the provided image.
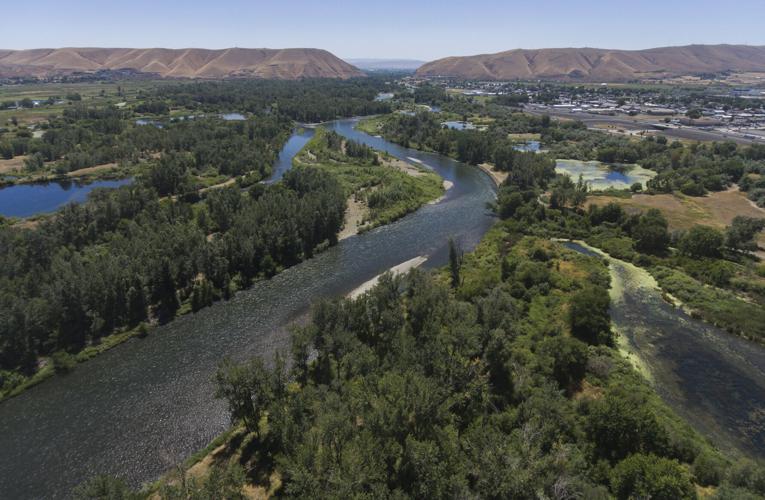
[494,171,765,342]
[0,78,393,188]
[1,79,398,399]
[0,164,347,399]
[94,228,764,499]
[360,107,765,343]
[294,127,443,232]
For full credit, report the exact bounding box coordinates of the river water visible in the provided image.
[0,119,497,498]
[563,241,765,459]
[263,127,315,184]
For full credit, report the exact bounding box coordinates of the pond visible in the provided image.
[220,113,246,121]
[0,178,134,218]
[442,121,476,130]
[513,140,541,153]
[135,119,163,128]
[555,159,656,190]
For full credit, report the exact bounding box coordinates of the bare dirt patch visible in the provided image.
[587,186,765,248]
[380,155,425,177]
[339,194,369,241]
[66,163,118,177]
[0,156,27,174]
[478,163,508,186]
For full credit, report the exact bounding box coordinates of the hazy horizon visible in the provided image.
[2,0,765,61]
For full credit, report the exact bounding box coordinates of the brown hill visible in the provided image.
[0,47,365,79]
[416,44,765,81]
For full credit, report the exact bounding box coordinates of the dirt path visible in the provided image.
[338,195,368,241]
[199,177,237,193]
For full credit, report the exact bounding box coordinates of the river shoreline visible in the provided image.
[477,163,507,187]
[558,238,765,458]
[1,123,449,403]
[347,256,428,298]
[0,118,497,498]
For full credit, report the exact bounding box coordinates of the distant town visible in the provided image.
[401,76,765,144]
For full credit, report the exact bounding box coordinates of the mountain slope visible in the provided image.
[416,44,765,81]
[0,47,365,79]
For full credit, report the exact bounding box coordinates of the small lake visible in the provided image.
[555,159,656,190]
[513,140,541,153]
[442,121,476,131]
[0,178,134,218]
[135,119,163,128]
[221,113,246,121]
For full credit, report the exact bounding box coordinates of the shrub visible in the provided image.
[611,453,695,500]
[726,458,765,495]
[73,475,138,500]
[692,450,727,486]
[51,351,77,373]
[678,226,724,258]
[680,181,706,196]
[569,285,612,345]
[632,209,669,254]
[587,389,668,461]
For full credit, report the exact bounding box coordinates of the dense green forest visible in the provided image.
[294,127,444,231]
[0,165,346,394]
[0,103,292,180]
[0,78,392,186]
[151,78,392,123]
[0,79,400,398]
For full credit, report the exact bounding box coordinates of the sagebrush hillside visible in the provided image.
[416,44,765,81]
[0,47,365,79]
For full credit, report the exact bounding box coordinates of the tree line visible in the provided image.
[0,165,346,388]
[150,78,393,123]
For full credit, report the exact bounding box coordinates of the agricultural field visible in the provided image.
[0,80,163,126]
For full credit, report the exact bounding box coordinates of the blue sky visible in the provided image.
[3,0,764,60]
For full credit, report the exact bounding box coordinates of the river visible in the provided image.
[0,118,497,498]
[564,241,765,459]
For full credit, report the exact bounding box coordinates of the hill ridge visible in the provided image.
[416,44,765,81]
[0,47,364,79]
